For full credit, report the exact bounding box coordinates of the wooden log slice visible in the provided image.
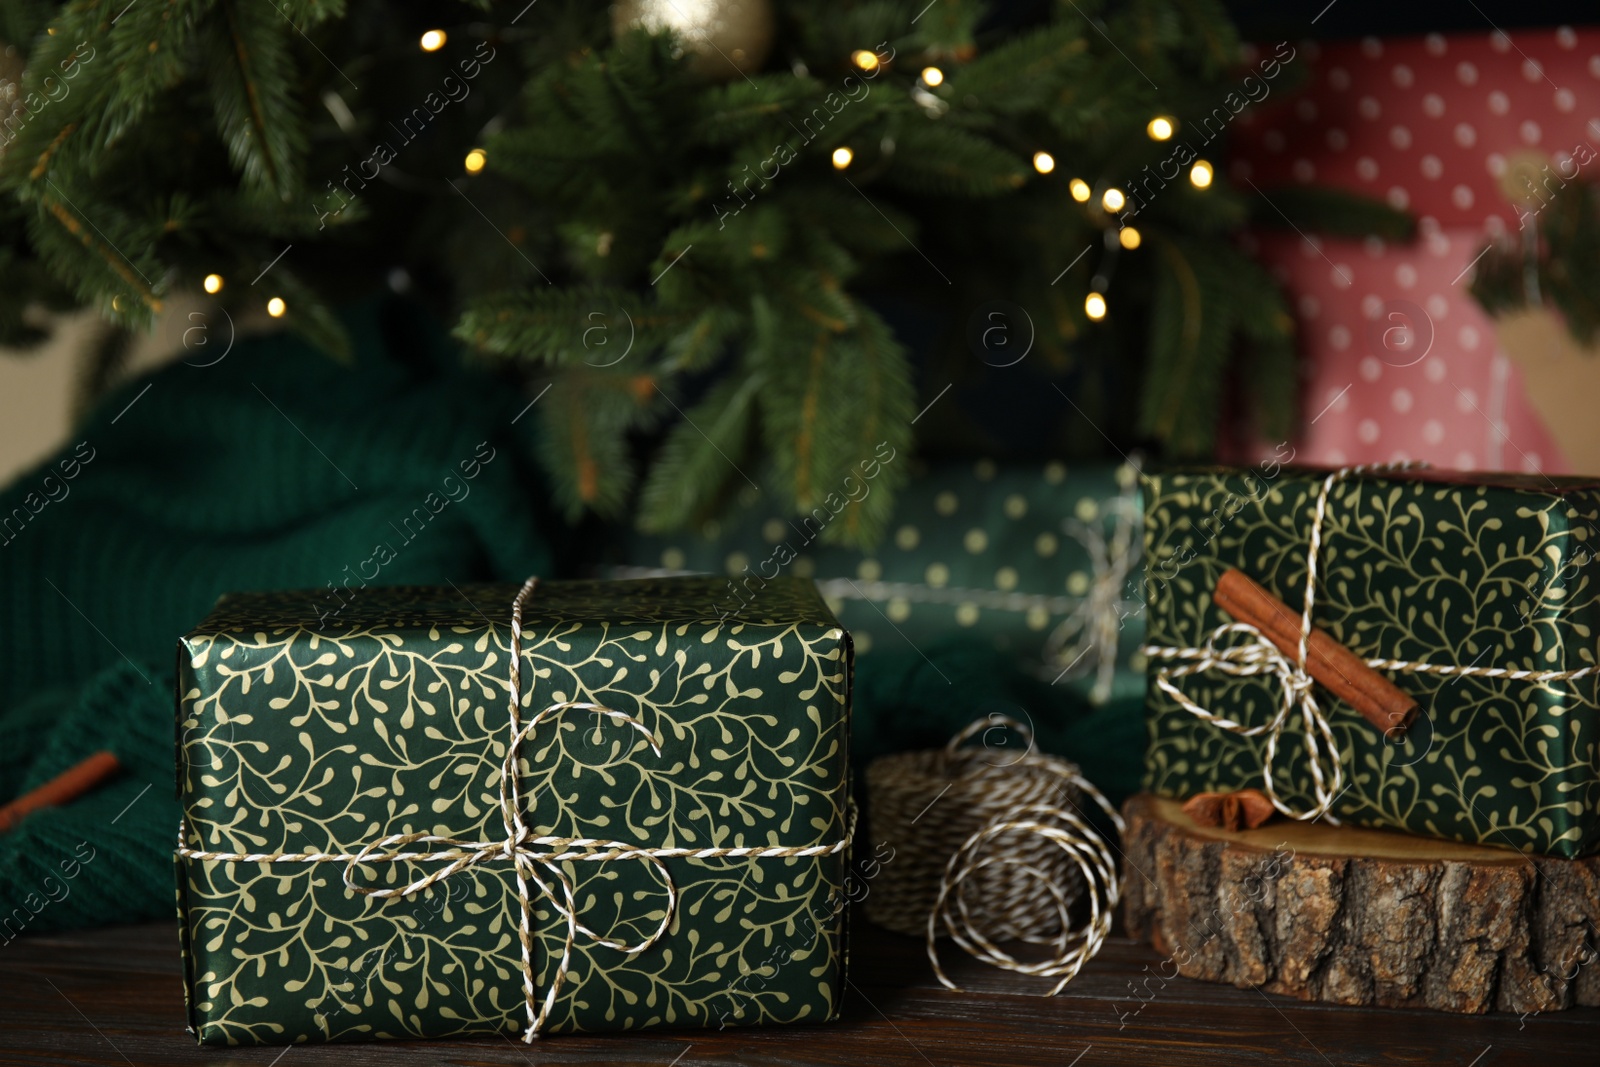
[1120,794,1600,1015]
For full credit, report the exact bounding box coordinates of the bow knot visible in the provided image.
[1146,621,1344,822]
[1043,491,1141,703]
[337,692,681,1036]
[1140,465,1438,823]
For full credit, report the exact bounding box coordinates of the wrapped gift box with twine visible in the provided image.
[1142,464,1600,857]
[174,576,853,1044]
[620,459,1145,707]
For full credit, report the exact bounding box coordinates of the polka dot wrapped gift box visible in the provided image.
[1230,27,1599,473]
[619,459,1145,708]
[173,576,852,1045]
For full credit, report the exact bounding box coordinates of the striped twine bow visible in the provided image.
[177,577,854,1041]
[1141,463,1600,823]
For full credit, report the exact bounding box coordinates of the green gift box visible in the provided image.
[621,459,1145,707]
[1141,465,1600,858]
[174,576,853,1045]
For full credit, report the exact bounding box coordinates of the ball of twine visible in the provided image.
[864,714,1123,994]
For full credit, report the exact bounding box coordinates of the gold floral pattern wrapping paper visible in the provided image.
[1142,466,1600,858]
[174,577,852,1044]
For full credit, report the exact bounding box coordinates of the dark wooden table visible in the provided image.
[3,920,1592,1066]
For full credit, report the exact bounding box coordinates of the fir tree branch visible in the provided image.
[457,288,664,363]
[99,0,213,149]
[37,188,161,312]
[792,327,831,510]
[661,305,741,373]
[268,268,349,360]
[1171,0,1239,73]
[953,23,1090,111]
[537,373,642,520]
[884,122,1026,197]
[637,372,763,533]
[27,123,75,182]
[206,0,304,201]
[1141,236,1203,444]
[832,307,913,545]
[908,0,985,51]
[696,75,824,145]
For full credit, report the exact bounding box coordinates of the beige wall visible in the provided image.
[0,297,206,486]
[0,311,95,486]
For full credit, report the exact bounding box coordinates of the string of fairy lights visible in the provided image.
[829,49,1218,323]
[194,28,459,320]
[831,50,1217,323]
[199,30,1215,329]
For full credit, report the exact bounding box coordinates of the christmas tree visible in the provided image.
[1469,157,1600,347]
[0,0,1407,546]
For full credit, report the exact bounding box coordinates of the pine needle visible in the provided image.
[41,192,160,311]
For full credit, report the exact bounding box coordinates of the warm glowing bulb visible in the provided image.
[1069,178,1091,202]
[921,66,944,87]
[1119,227,1141,250]
[851,49,880,72]
[1032,151,1056,175]
[1085,293,1107,320]
[267,297,286,318]
[464,148,487,174]
[832,146,854,170]
[1147,116,1175,141]
[1101,187,1125,212]
[203,273,224,294]
[1190,159,1214,188]
[420,29,447,52]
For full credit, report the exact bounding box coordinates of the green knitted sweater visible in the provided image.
[0,298,558,938]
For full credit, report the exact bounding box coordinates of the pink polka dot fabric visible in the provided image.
[1230,28,1598,473]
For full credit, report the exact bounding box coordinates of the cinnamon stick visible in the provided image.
[1214,568,1418,734]
[1182,789,1277,831]
[0,751,121,833]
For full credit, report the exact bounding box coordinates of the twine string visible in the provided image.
[177,576,853,1041]
[1141,463,1600,822]
[927,789,1123,995]
[1041,491,1141,702]
[869,714,1123,995]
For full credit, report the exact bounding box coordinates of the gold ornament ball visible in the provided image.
[612,0,774,81]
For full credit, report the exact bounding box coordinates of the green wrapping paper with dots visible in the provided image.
[173,576,852,1045]
[620,459,1146,710]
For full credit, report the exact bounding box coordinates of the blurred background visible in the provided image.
[3,0,1596,486]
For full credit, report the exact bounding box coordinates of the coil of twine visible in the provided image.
[864,715,1122,994]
